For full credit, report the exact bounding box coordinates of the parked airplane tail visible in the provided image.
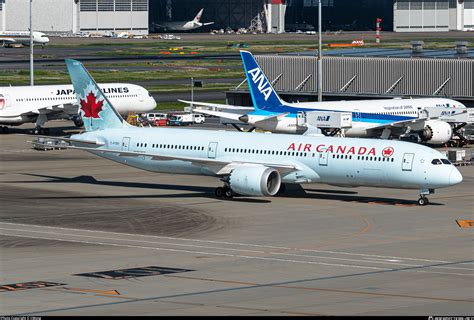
[240,50,286,112]
[193,9,204,23]
[65,59,126,132]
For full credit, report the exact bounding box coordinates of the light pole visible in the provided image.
[317,0,322,102]
[29,0,34,86]
[191,77,194,107]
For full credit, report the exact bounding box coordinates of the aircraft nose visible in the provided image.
[449,167,463,185]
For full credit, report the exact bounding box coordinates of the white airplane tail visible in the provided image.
[65,59,127,132]
[193,9,204,23]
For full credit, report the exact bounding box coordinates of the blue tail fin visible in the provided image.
[65,59,125,132]
[240,50,284,112]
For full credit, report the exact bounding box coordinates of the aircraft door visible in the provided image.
[402,153,414,171]
[318,152,328,166]
[208,142,218,159]
[297,112,306,126]
[122,137,131,151]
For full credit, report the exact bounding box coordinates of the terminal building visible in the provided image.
[0,0,149,35]
[393,0,474,32]
[1,0,473,34]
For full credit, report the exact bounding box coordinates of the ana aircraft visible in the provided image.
[0,31,50,47]
[153,9,214,31]
[35,58,463,206]
[0,83,156,134]
[185,51,472,146]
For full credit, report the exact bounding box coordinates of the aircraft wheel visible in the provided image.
[417,197,429,206]
[1,126,8,133]
[215,187,224,198]
[223,187,234,199]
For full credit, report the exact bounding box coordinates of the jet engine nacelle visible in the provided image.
[229,166,281,197]
[419,120,453,145]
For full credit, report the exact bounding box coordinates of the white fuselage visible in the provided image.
[74,127,462,191]
[0,83,156,126]
[158,21,201,31]
[250,97,469,135]
[0,31,50,46]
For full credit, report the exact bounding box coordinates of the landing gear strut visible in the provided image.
[417,188,434,206]
[215,185,234,199]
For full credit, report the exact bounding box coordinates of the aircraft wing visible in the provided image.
[0,104,71,118]
[203,22,215,26]
[192,108,245,121]
[0,38,15,44]
[32,138,298,175]
[178,99,253,111]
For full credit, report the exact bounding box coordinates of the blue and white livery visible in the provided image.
[46,58,463,206]
[186,50,471,145]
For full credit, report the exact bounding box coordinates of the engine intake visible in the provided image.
[419,120,453,145]
[229,166,281,197]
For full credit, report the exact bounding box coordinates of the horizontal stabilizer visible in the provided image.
[24,134,105,146]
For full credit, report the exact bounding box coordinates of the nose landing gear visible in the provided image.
[418,188,434,206]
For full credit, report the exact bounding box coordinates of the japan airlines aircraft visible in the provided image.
[153,9,214,31]
[186,51,471,145]
[0,83,156,134]
[36,58,463,206]
[0,31,50,47]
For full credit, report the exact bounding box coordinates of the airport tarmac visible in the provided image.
[0,123,473,316]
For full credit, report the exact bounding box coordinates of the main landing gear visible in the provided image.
[417,188,434,206]
[31,127,50,135]
[215,185,234,199]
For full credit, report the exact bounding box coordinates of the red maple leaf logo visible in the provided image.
[80,92,104,119]
[382,147,394,157]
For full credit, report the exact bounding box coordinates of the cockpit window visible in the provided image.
[441,159,451,165]
[431,159,442,165]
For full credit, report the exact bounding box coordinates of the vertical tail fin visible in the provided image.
[240,50,285,112]
[65,59,125,132]
[193,9,204,23]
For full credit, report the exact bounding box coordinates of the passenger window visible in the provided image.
[431,159,442,165]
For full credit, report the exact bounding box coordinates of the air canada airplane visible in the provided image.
[0,83,156,134]
[153,9,214,31]
[185,51,472,145]
[0,31,50,47]
[37,58,463,206]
